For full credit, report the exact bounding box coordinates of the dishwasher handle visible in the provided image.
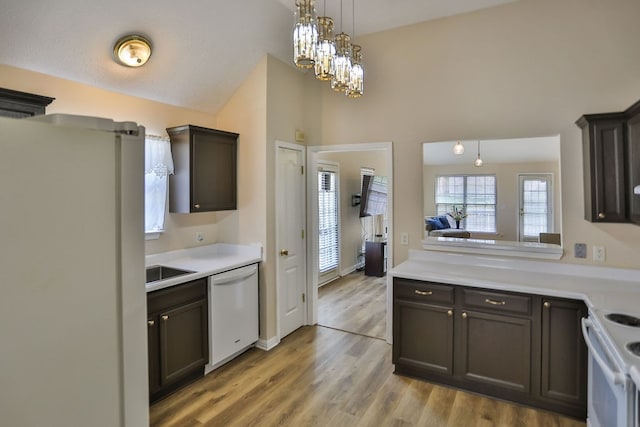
[211,264,258,285]
[581,318,627,388]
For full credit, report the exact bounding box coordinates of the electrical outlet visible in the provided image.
[593,245,605,262]
[196,232,204,242]
[400,232,409,246]
[574,243,587,259]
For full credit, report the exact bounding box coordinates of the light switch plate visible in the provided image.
[574,243,586,259]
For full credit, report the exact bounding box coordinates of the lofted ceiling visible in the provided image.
[0,0,515,114]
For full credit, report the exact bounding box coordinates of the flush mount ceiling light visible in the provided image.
[113,35,152,67]
[474,140,484,167]
[453,141,465,155]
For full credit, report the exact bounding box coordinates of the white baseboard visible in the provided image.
[340,264,359,277]
[256,336,280,351]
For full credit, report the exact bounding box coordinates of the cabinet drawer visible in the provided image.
[394,278,454,305]
[148,278,207,313]
[462,288,531,315]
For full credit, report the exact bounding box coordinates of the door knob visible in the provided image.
[280,249,289,256]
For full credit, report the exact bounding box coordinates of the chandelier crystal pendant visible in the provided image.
[314,16,336,80]
[293,0,318,69]
[331,32,352,91]
[346,44,363,97]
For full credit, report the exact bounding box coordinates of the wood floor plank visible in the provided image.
[318,271,387,339]
[150,326,586,427]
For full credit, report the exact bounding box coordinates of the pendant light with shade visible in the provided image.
[346,0,364,98]
[293,0,318,69]
[314,0,336,80]
[331,0,352,92]
[453,141,464,155]
[474,140,484,167]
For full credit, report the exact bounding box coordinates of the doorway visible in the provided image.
[307,143,393,343]
[518,173,553,242]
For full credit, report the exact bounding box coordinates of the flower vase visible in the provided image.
[455,220,460,229]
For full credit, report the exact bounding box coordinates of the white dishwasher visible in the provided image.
[205,263,259,374]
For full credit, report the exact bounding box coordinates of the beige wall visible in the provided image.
[423,161,560,241]
[0,64,223,255]
[315,0,640,268]
[318,150,387,272]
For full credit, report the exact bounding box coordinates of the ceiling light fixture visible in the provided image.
[314,0,335,80]
[453,141,464,155]
[292,0,365,98]
[113,35,152,67]
[346,0,363,98]
[474,140,484,167]
[293,0,318,69]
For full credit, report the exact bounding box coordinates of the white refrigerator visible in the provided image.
[0,115,148,427]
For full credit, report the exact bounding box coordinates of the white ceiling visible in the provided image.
[423,136,561,166]
[0,0,515,114]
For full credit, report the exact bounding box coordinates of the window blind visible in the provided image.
[318,170,339,274]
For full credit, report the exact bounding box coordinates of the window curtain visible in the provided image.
[145,135,174,233]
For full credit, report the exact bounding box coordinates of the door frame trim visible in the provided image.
[307,142,394,343]
[317,160,341,286]
[275,140,307,341]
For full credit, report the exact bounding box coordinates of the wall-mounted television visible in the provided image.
[359,175,387,217]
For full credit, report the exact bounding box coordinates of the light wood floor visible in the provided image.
[318,271,386,339]
[150,326,586,427]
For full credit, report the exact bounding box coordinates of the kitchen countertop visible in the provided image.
[145,243,262,293]
[390,249,640,375]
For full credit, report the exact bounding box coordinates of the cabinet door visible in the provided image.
[458,310,531,392]
[147,316,161,396]
[583,119,627,222]
[192,131,237,211]
[393,300,454,375]
[628,111,640,224]
[159,298,209,387]
[540,298,587,409]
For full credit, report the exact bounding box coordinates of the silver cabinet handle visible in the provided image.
[485,298,506,305]
[161,315,169,321]
[147,320,155,326]
[544,301,551,308]
[194,204,201,209]
[414,290,433,296]
[447,310,453,317]
[598,212,606,219]
[462,312,468,319]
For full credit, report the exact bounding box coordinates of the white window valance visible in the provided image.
[145,135,174,177]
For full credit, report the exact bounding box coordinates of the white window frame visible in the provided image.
[435,174,497,233]
[318,161,340,285]
[144,135,173,240]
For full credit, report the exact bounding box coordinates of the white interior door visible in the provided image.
[276,142,306,338]
[518,174,553,242]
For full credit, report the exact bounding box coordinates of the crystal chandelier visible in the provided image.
[293,0,318,69]
[315,16,335,80]
[331,32,352,91]
[346,44,363,97]
[292,0,365,98]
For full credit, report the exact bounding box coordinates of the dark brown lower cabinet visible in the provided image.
[393,278,587,419]
[148,279,209,403]
[540,298,588,409]
[458,310,532,393]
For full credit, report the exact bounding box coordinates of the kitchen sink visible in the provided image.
[146,265,194,284]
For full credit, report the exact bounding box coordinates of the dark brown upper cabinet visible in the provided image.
[167,125,238,213]
[627,102,640,225]
[0,87,54,118]
[576,98,640,224]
